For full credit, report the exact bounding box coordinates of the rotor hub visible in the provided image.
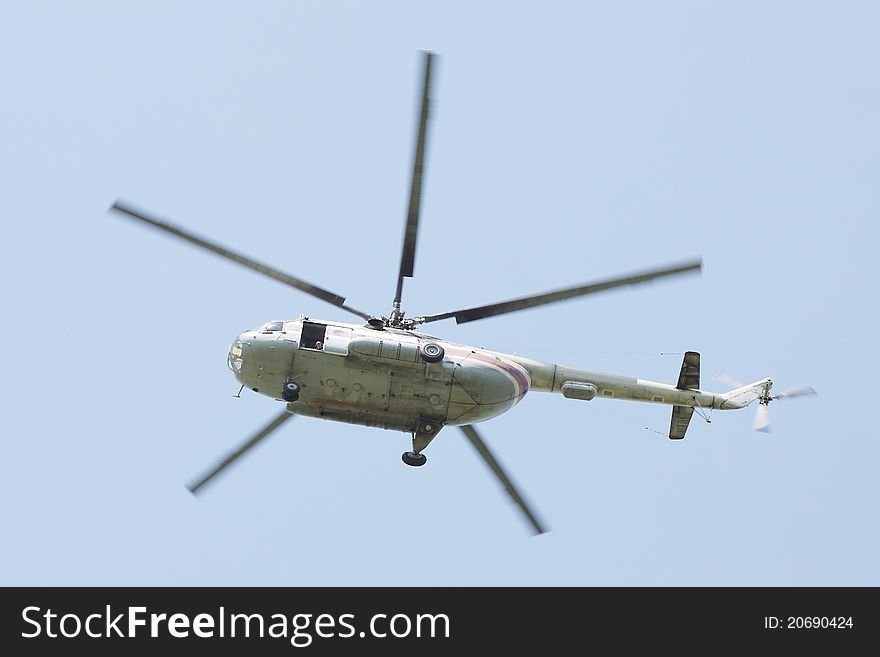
[376,306,425,331]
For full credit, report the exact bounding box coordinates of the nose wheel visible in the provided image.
[402,451,427,467]
[282,381,300,402]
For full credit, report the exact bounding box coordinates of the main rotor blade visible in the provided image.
[394,51,435,307]
[187,409,294,495]
[459,425,547,535]
[420,259,702,325]
[110,200,372,321]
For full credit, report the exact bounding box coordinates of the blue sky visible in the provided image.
[2,1,877,585]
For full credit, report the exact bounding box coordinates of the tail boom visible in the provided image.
[510,355,770,412]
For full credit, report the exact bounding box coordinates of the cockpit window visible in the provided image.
[262,320,284,332]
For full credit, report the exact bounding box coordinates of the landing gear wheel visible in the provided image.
[420,342,445,363]
[282,381,300,402]
[402,451,427,467]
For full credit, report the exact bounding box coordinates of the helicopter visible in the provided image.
[110,52,815,535]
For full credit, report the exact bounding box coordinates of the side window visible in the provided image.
[300,322,327,350]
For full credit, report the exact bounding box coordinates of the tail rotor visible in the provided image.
[773,385,818,401]
[753,401,771,432]
[713,372,745,389]
[715,373,817,433]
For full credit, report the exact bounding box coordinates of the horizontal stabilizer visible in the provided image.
[669,405,694,440]
[677,351,700,390]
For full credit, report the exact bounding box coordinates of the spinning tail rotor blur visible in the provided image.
[714,373,817,432]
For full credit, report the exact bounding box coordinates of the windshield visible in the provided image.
[261,320,284,332]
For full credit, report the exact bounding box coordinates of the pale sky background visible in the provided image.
[2,1,877,585]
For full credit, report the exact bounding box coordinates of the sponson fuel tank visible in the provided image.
[345,333,531,427]
[444,349,530,426]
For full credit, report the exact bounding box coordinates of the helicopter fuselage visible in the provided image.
[229,317,530,432]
